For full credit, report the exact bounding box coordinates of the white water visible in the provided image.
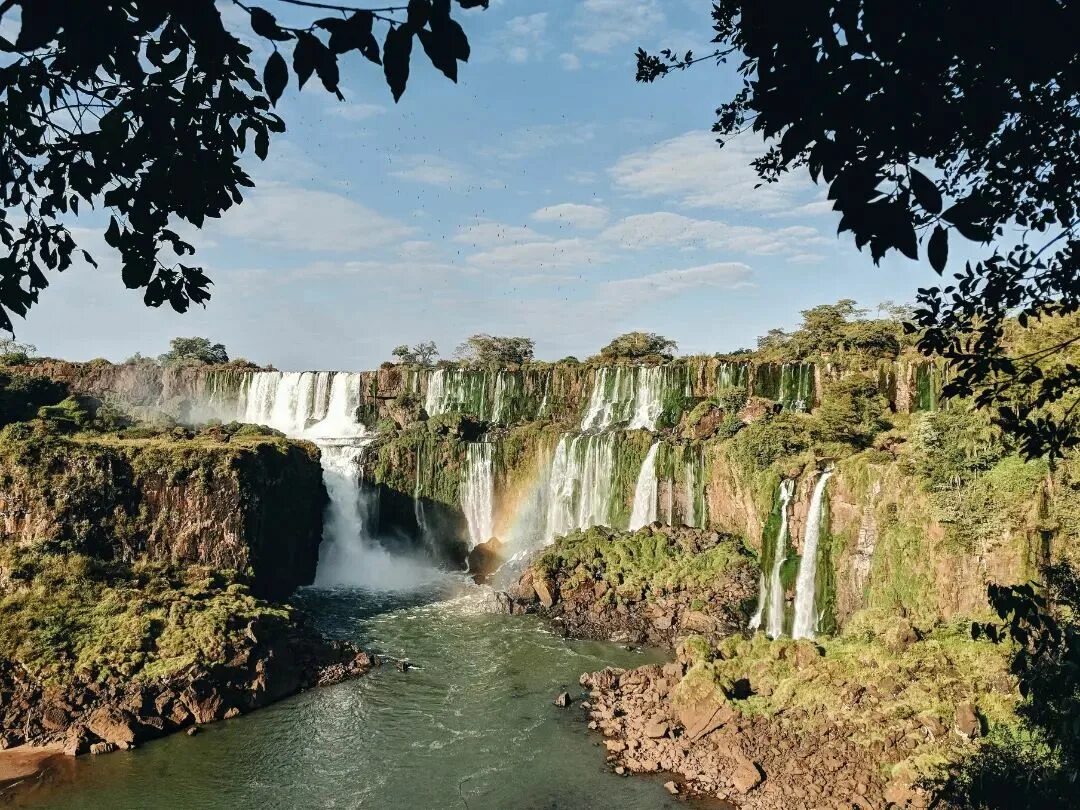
[543,433,616,541]
[792,470,833,639]
[461,442,495,549]
[581,366,666,432]
[236,371,437,588]
[748,479,795,638]
[628,442,660,530]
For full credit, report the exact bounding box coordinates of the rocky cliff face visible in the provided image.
[0,428,326,600]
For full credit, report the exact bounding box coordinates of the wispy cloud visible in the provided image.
[218,183,414,252]
[532,203,610,230]
[600,211,824,257]
[454,220,551,249]
[573,0,665,54]
[602,261,753,307]
[610,131,808,211]
[468,237,614,272]
[390,154,477,189]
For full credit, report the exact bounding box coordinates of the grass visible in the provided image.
[536,524,754,600]
[0,549,291,686]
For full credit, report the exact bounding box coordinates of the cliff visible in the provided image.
[0,423,326,600]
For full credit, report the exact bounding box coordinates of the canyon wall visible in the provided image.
[0,426,326,599]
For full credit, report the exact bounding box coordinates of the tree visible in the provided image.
[791,300,865,356]
[598,331,677,361]
[391,340,438,366]
[0,1,486,332]
[159,336,228,364]
[637,2,1080,458]
[455,334,534,365]
[0,337,36,364]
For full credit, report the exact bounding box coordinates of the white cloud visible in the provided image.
[602,262,753,307]
[327,102,387,122]
[573,0,665,54]
[218,183,414,252]
[600,212,823,257]
[390,154,475,188]
[479,123,597,161]
[610,131,805,211]
[532,203,610,230]
[559,52,582,71]
[468,237,613,272]
[501,13,548,63]
[454,220,551,249]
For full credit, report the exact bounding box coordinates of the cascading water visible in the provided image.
[628,442,660,530]
[748,479,795,638]
[543,433,616,541]
[461,442,495,549]
[581,366,668,432]
[792,470,834,639]
[234,371,435,587]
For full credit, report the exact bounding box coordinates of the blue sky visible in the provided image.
[18,0,943,370]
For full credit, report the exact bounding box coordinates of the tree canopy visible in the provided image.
[598,331,677,361]
[455,334,534,366]
[159,336,228,364]
[0,0,485,332]
[391,340,438,366]
[637,0,1080,458]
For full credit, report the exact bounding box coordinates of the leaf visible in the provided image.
[928,225,948,274]
[104,217,122,248]
[81,250,97,268]
[16,1,62,50]
[384,25,414,102]
[264,51,288,106]
[407,0,432,29]
[293,32,319,89]
[908,167,942,214]
[323,11,380,63]
[418,28,457,81]
[255,128,269,161]
[250,7,292,42]
[456,0,489,7]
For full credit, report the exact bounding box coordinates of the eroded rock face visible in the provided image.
[0,433,325,600]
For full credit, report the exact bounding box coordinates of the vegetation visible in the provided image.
[755,300,909,363]
[0,547,291,685]
[536,525,754,600]
[0,338,36,366]
[159,336,229,365]
[597,331,677,362]
[0,0,485,331]
[455,334,535,365]
[637,2,1080,458]
[391,341,439,367]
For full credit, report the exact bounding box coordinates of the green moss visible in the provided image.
[536,524,753,599]
[0,548,291,686]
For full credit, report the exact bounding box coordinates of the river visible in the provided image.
[14,578,688,810]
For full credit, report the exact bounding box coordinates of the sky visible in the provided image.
[16,0,944,370]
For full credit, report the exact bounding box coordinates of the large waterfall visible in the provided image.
[543,433,616,541]
[581,366,676,432]
[749,479,795,638]
[792,470,833,639]
[236,371,435,588]
[628,442,660,530]
[461,442,495,549]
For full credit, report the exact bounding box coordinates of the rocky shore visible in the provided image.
[0,614,374,758]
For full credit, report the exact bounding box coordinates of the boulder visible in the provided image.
[731,759,764,794]
[63,726,91,757]
[90,742,117,756]
[86,706,139,748]
[677,697,735,741]
[643,716,669,739]
[664,781,679,795]
[533,576,556,609]
[954,702,982,739]
[41,706,71,732]
[553,691,572,708]
[466,537,504,585]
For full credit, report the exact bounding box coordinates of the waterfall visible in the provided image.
[233,371,438,588]
[748,479,795,638]
[792,470,834,639]
[684,461,697,528]
[543,433,616,541]
[581,366,667,432]
[461,442,495,549]
[628,442,660,530]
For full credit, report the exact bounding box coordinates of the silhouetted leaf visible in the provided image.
[384,25,414,102]
[928,225,948,274]
[418,28,457,81]
[909,167,942,214]
[250,7,292,41]
[264,51,288,105]
[293,32,319,89]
